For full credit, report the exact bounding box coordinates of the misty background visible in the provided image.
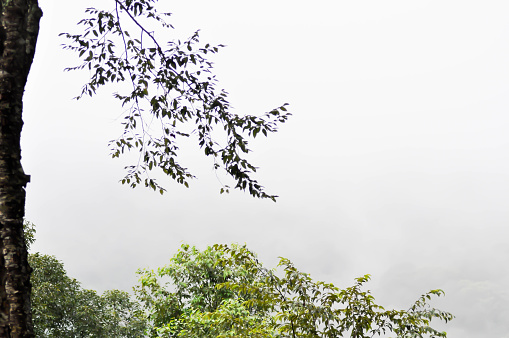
[22,1,509,337]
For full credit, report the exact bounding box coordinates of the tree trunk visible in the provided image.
[0,1,41,337]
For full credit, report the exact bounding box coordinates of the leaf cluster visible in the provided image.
[135,244,454,338]
[59,0,290,200]
[217,245,454,338]
[29,253,147,337]
[135,244,269,337]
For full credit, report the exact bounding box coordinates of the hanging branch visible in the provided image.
[60,0,290,201]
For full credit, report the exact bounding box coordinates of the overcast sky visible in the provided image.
[22,1,509,337]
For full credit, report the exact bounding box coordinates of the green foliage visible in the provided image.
[29,253,147,337]
[135,243,269,337]
[163,298,278,338]
[217,244,454,338]
[24,222,147,337]
[24,222,453,337]
[60,0,290,200]
[136,244,454,338]
[23,220,36,251]
[101,289,149,337]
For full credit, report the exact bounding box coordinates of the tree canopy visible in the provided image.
[30,253,147,337]
[25,221,453,337]
[24,222,147,337]
[135,243,454,337]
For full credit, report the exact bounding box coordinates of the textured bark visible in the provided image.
[0,0,41,337]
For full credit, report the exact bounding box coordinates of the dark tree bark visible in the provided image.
[0,0,41,337]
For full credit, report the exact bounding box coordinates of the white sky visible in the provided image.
[22,1,509,336]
